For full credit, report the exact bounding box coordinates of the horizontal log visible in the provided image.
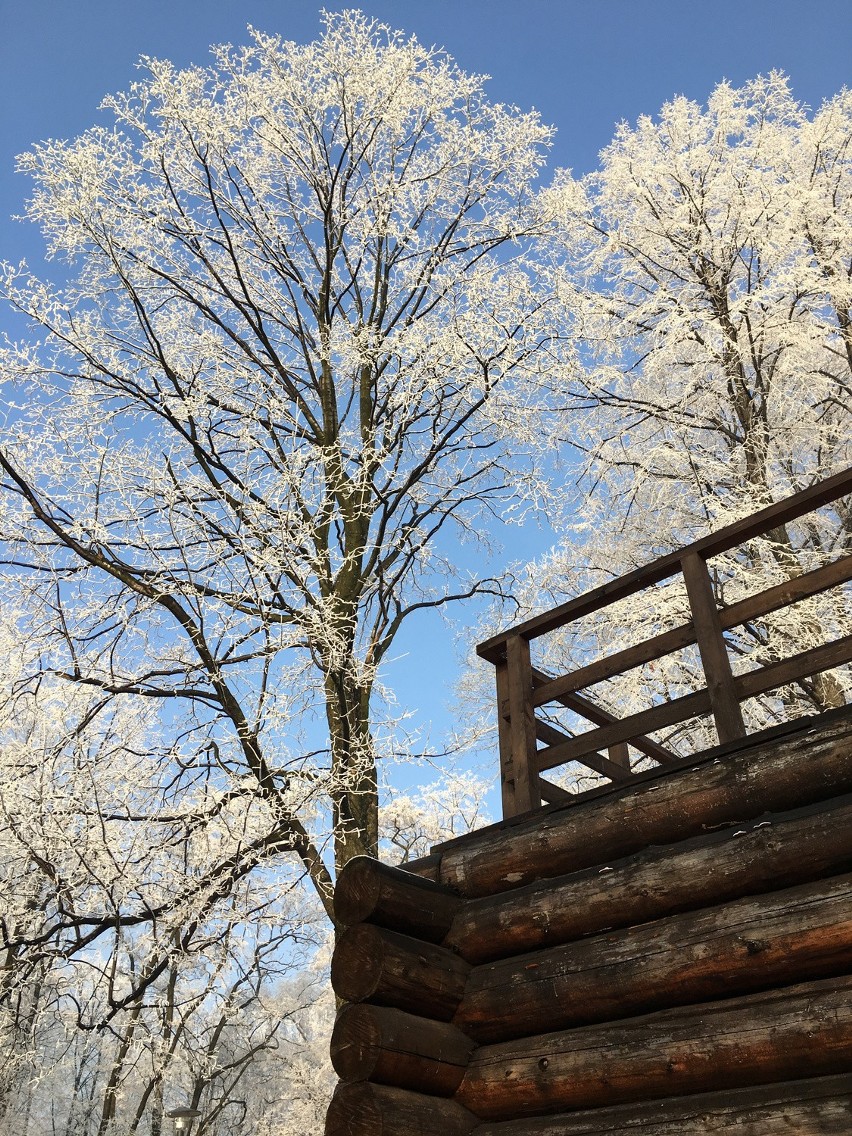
[455,873,852,1042]
[331,1004,475,1096]
[334,856,462,941]
[331,923,470,1021]
[471,1073,852,1134]
[429,709,852,896]
[402,854,442,883]
[445,794,852,962]
[325,1082,477,1136]
[455,973,852,1120]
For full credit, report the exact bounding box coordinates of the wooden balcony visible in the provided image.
[477,468,852,818]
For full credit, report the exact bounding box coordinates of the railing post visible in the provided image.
[681,550,746,745]
[607,742,631,772]
[505,634,541,814]
[494,659,517,817]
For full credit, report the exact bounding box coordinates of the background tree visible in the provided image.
[522,73,851,763]
[0,8,558,915]
[0,13,564,1131]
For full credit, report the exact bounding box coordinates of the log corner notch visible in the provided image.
[325,707,852,1135]
[328,857,477,1135]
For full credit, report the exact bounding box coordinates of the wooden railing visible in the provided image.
[477,468,852,817]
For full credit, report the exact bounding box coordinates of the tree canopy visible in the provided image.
[1,28,851,1134]
[524,73,852,751]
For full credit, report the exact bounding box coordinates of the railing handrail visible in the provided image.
[477,466,852,663]
[479,467,852,818]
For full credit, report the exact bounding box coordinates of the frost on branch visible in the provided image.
[0,12,570,1132]
[521,74,852,777]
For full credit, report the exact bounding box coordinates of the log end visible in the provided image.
[325,1082,478,1136]
[330,1003,382,1083]
[331,924,384,1004]
[334,855,461,941]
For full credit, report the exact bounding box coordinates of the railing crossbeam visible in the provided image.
[481,470,852,819]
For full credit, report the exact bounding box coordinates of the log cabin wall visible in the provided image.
[325,705,852,1135]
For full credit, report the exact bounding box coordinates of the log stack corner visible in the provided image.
[326,707,852,1135]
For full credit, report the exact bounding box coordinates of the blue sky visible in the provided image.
[1,0,850,790]
[2,0,850,264]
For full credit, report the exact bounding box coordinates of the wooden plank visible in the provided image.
[531,553,852,709]
[477,468,852,661]
[471,1073,852,1134]
[722,552,852,631]
[535,631,852,776]
[505,635,541,814]
[494,661,516,818]
[737,633,852,701]
[531,670,679,767]
[325,1083,477,1136]
[334,856,461,940]
[330,924,470,1021]
[454,974,852,1119]
[444,794,852,963]
[534,688,710,773]
[433,710,852,897]
[537,778,574,804]
[534,717,632,783]
[608,741,631,771]
[681,551,746,744]
[532,623,697,707]
[454,873,852,1042]
[330,1004,475,1096]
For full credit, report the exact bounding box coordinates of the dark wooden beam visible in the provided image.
[455,873,852,1042]
[330,923,469,1021]
[330,1004,474,1096]
[325,1082,477,1136]
[334,856,461,941]
[443,794,852,963]
[455,974,852,1119]
[431,710,852,896]
[471,1073,852,1134]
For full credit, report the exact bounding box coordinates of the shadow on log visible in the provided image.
[446,795,852,963]
[455,974,852,1119]
[420,712,852,896]
[331,923,469,1020]
[335,856,461,941]
[455,872,852,1041]
[325,1082,477,1136]
[471,1072,852,1134]
[331,1004,474,1096]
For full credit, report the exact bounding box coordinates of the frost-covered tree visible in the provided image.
[0,13,564,1130]
[0,9,560,925]
[528,73,852,750]
[0,609,330,1136]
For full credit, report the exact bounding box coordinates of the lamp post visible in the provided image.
[166,1106,202,1136]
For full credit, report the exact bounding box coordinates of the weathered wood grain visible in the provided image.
[325,1082,478,1136]
[455,974,852,1119]
[330,1004,474,1096]
[334,856,461,941]
[455,873,852,1041]
[330,923,469,1020]
[470,1073,852,1134]
[429,711,852,896]
[444,795,852,961]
